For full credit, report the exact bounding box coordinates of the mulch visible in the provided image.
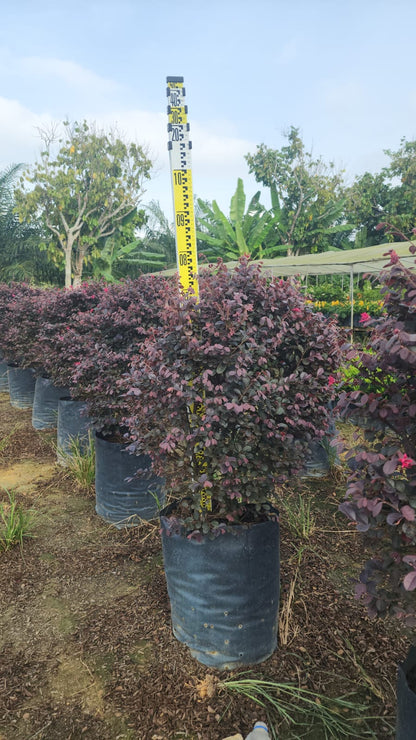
[0,394,410,739]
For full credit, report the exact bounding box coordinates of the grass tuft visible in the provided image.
[0,489,35,553]
[278,494,316,541]
[220,676,380,739]
[59,431,95,492]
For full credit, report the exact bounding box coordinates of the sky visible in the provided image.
[1,0,416,221]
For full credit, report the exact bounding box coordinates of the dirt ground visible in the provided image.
[0,392,411,739]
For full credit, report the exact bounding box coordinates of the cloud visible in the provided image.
[0,91,258,215]
[19,56,121,95]
[0,97,53,168]
[94,108,254,174]
[91,108,259,213]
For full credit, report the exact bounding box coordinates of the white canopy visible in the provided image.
[153,241,416,331]
[218,241,416,277]
[156,241,415,278]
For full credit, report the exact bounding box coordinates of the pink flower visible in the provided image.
[398,453,416,469]
[293,307,301,313]
[328,375,336,386]
[388,249,400,265]
[359,312,371,323]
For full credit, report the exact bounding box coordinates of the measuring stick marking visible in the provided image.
[166,76,211,511]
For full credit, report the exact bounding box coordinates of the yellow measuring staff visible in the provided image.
[166,76,210,510]
[166,76,199,301]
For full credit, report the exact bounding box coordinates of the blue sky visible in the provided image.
[1,0,416,219]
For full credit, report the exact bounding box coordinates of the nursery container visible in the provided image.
[32,377,70,430]
[396,646,416,739]
[0,356,8,393]
[160,500,280,670]
[7,365,36,409]
[95,432,165,527]
[57,397,92,464]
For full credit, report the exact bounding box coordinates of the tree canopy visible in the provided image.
[0,164,61,284]
[345,136,416,247]
[245,126,351,256]
[14,120,152,287]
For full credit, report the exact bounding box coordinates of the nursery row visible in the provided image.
[1,251,416,736]
[0,260,342,672]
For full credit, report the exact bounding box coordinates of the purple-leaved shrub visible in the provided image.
[37,282,106,384]
[338,246,416,625]
[0,283,44,367]
[66,275,173,434]
[123,259,342,533]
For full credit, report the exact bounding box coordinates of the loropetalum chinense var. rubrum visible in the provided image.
[123,258,342,535]
[37,282,107,386]
[67,275,172,435]
[0,283,44,367]
[0,281,106,375]
[337,246,416,625]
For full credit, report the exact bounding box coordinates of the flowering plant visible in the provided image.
[337,247,416,624]
[306,280,385,322]
[123,259,342,534]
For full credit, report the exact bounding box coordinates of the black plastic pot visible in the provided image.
[57,397,92,464]
[0,357,8,393]
[7,365,36,409]
[32,377,70,430]
[160,500,280,670]
[95,432,165,528]
[396,646,416,739]
[303,409,340,478]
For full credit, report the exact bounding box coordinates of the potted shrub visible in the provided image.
[63,276,170,526]
[336,247,416,738]
[123,258,342,669]
[0,283,43,408]
[0,282,19,394]
[30,282,106,429]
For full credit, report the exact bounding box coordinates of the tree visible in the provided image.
[382,137,416,235]
[345,137,416,248]
[245,126,350,256]
[0,164,61,284]
[14,120,152,287]
[134,200,178,271]
[344,171,392,248]
[196,178,280,260]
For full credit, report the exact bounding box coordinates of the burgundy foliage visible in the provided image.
[0,283,44,367]
[67,276,173,434]
[37,282,106,383]
[337,248,416,625]
[123,259,342,533]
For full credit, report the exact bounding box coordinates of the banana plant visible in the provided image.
[196,178,282,261]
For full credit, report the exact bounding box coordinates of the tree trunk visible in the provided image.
[64,248,72,288]
[72,245,87,288]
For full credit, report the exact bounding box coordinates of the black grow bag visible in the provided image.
[7,366,36,409]
[0,358,8,393]
[57,397,92,464]
[32,377,70,430]
[396,646,416,739]
[95,432,165,527]
[160,500,280,670]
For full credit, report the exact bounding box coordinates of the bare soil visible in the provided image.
[0,393,410,739]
